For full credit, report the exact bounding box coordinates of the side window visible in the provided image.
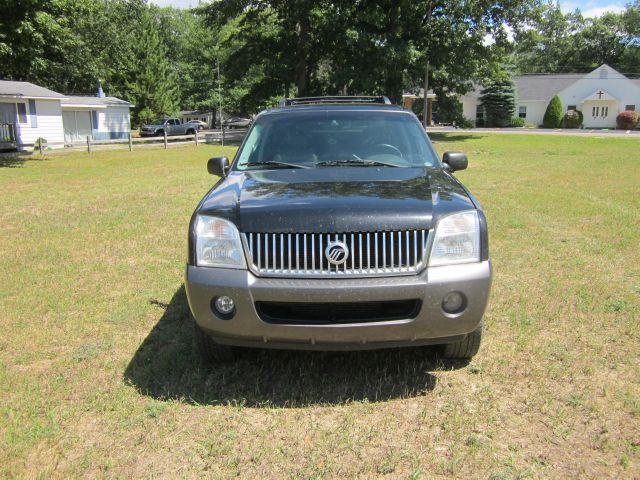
[567,105,576,111]
[236,124,263,169]
[16,103,28,124]
[625,105,635,111]
[28,99,37,128]
[518,106,527,119]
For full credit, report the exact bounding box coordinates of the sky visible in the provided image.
[150,0,628,17]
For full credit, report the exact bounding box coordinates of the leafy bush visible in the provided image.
[34,138,48,151]
[564,110,583,128]
[456,118,475,129]
[475,118,485,127]
[616,110,640,129]
[543,95,563,128]
[510,117,525,127]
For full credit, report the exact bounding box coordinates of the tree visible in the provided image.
[543,95,564,128]
[126,9,179,126]
[479,73,517,127]
[199,0,541,111]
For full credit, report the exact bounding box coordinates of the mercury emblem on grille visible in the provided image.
[325,241,349,265]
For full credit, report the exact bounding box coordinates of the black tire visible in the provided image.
[186,129,195,135]
[156,130,164,137]
[441,321,483,359]
[193,320,237,363]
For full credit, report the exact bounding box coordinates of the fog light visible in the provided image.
[214,296,235,315]
[442,292,465,314]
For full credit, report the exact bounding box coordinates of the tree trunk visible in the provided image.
[423,62,429,128]
[295,16,310,96]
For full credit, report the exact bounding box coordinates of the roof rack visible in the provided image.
[279,95,393,107]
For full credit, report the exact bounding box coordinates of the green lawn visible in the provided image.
[1,135,638,478]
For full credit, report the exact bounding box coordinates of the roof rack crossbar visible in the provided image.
[279,95,392,107]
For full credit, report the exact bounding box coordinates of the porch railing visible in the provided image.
[0,123,18,145]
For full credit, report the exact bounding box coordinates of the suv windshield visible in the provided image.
[235,110,438,170]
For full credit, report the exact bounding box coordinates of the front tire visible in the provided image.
[441,322,483,359]
[193,320,237,363]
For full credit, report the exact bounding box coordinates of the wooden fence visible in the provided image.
[66,128,247,153]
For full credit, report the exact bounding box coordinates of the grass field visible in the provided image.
[1,134,638,479]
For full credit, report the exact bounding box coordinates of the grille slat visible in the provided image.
[244,230,429,278]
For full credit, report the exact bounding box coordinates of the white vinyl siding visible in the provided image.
[97,107,130,134]
[5,99,65,147]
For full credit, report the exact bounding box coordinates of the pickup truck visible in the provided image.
[139,118,197,137]
[186,95,492,363]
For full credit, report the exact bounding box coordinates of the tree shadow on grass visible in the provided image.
[428,132,483,143]
[124,285,469,407]
[0,151,40,168]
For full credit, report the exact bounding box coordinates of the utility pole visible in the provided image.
[217,59,224,148]
[422,3,432,129]
[423,61,430,129]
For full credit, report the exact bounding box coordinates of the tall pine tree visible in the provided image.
[127,9,179,126]
[479,73,517,127]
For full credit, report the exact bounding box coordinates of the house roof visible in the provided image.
[180,110,214,115]
[514,74,580,101]
[61,96,131,108]
[401,88,436,98]
[0,80,66,99]
[461,74,580,102]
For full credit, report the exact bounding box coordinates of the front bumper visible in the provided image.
[185,261,491,351]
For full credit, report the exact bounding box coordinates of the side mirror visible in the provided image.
[442,152,468,172]
[207,156,229,177]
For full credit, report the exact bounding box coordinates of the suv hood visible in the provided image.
[198,167,474,233]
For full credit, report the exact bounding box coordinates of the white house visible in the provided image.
[461,65,640,128]
[179,110,215,128]
[61,96,131,143]
[0,80,67,148]
[0,79,131,149]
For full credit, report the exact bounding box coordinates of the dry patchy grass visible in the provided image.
[0,135,638,479]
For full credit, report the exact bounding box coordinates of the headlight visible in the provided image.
[195,216,246,268]
[428,210,480,267]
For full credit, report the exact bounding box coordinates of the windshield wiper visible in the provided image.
[316,159,401,168]
[244,161,310,169]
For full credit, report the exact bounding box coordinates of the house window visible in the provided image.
[518,106,527,119]
[567,105,576,111]
[602,106,608,117]
[16,103,28,124]
[592,106,599,117]
[475,105,484,120]
[625,105,635,111]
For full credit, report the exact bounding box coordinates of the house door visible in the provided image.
[583,101,617,128]
[62,110,92,143]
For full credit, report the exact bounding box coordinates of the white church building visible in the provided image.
[461,65,640,128]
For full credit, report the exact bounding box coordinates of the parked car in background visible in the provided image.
[139,118,197,137]
[186,119,208,131]
[222,117,252,129]
[186,96,491,363]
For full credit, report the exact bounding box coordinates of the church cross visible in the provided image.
[596,90,605,99]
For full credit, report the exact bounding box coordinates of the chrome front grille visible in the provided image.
[243,230,429,277]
